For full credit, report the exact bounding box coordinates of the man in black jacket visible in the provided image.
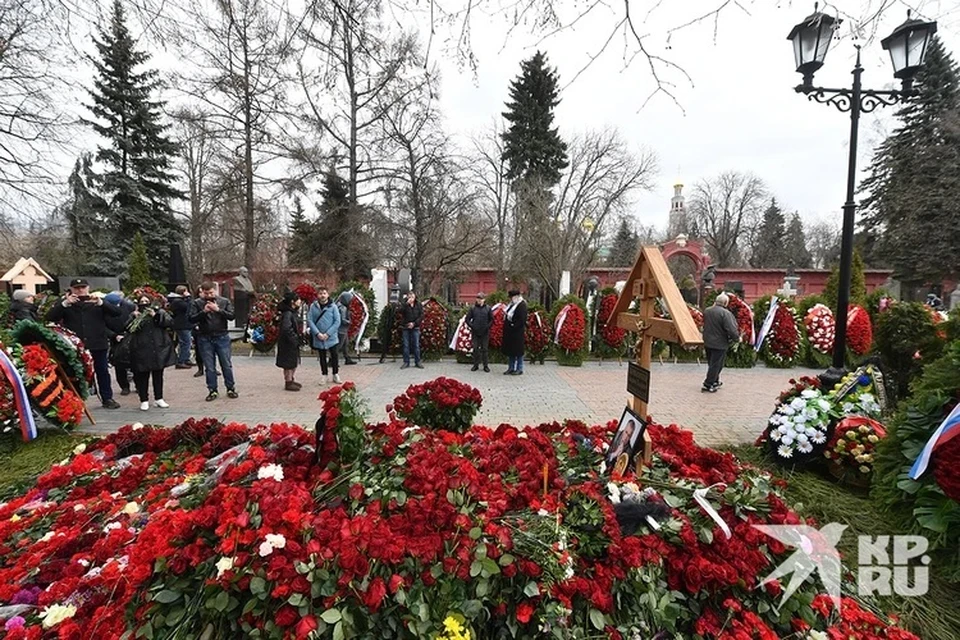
[399,291,424,369]
[466,292,493,372]
[189,282,238,401]
[46,278,122,409]
[168,285,194,369]
[701,293,741,393]
[104,291,136,396]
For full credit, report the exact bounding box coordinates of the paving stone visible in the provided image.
[78,355,817,446]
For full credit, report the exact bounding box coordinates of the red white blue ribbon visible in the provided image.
[754,296,779,352]
[909,402,960,480]
[0,349,38,441]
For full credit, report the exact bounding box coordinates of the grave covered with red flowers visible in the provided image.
[0,379,921,639]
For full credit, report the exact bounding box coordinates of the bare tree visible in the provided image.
[468,120,514,284]
[381,86,491,294]
[807,217,843,269]
[527,128,657,298]
[687,171,767,267]
[171,0,297,278]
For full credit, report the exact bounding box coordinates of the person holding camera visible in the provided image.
[189,282,238,401]
[46,278,123,409]
[126,289,175,411]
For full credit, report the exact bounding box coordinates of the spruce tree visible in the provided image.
[750,199,786,268]
[608,219,638,267]
[823,249,867,311]
[314,168,373,280]
[860,37,960,286]
[783,213,813,268]
[501,51,568,185]
[126,232,152,289]
[287,196,313,267]
[87,0,182,280]
[65,154,110,274]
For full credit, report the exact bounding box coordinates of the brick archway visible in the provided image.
[661,237,711,280]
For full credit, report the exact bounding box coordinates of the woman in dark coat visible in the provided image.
[501,289,528,375]
[127,292,176,411]
[276,292,303,391]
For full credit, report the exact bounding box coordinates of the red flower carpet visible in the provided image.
[0,381,918,639]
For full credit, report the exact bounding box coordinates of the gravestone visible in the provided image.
[233,267,253,327]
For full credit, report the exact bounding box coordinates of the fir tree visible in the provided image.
[313,169,374,280]
[65,154,110,274]
[860,37,960,286]
[750,199,786,268]
[783,213,813,268]
[608,219,639,267]
[287,196,314,267]
[126,232,152,289]
[823,249,867,312]
[501,51,568,185]
[87,0,182,279]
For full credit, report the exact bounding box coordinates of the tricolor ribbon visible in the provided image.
[350,289,370,352]
[693,483,732,540]
[754,296,780,352]
[909,403,960,480]
[0,349,38,442]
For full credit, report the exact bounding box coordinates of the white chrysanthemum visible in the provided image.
[769,430,782,442]
[798,442,814,454]
[793,414,808,425]
[607,483,622,505]
[782,406,796,416]
[817,399,832,411]
[811,431,827,444]
[215,556,235,578]
[778,425,789,435]
[257,464,284,482]
[781,435,795,445]
[841,402,855,414]
[790,398,806,410]
[796,434,809,444]
[40,604,77,629]
[777,445,794,459]
[800,389,818,399]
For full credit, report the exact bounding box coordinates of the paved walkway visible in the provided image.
[77,354,818,447]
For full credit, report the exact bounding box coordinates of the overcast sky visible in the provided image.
[415,0,960,231]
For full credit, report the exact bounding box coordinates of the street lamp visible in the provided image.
[787,7,936,386]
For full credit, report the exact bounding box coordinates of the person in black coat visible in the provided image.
[9,290,39,323]
[378,301,397,363]
[399,292,424,369]
[105,292,136,396]
[466,292,493,372]
[502,289,528,376]
[167,285,194,369]
[127,292,176,411]
[46,278,122,409]
[276,291,303,391]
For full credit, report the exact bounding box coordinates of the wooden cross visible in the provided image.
[613,246,703,421]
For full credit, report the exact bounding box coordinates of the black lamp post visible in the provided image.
[787,6,937,386]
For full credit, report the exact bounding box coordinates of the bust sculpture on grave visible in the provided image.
[949,284,960,311]
[233,266,253,292]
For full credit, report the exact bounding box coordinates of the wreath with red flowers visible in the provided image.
[804,303,835,356]
[596,292,627,351]
[452,313,473,353]
[420,298,450,359]
[392,376,483,433]
[7,342,85,429]
[12,320,91,398]
[932,434,960,503]
[553,301,587,367]
[824,416,886,478]
[846,305,873,356]
[726,294,756,368]
[335,282,377,342]
[758,300,801,368]
[524,308,551,360]
[489,304,506,350]
[247,293,280,350]
[293,282,319,305]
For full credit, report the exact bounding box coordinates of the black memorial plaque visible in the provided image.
[627,361,651,404]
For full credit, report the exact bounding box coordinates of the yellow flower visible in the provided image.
[122,502,141,516]
[440,616,471,640]
[10,514,20,522]
[40,604,77,628]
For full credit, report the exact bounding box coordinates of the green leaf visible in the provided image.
[249,576,267,597]
[498,553,515,566]
[470,560,483,578]
[481,558,501,576]
[153,590,181,604]
[332,620,344,640]
[523,582,540,598]
[468,527,482,540]
[288,593,306,607]
[213,590,229,612]
[320,608,342,624]
[589,608,605,630]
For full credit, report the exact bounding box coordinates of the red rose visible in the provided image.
[516,601,535,624]
[295,615,318,638]
[388,574,404,594]
[363,576,387,612]
[275,605,299,627]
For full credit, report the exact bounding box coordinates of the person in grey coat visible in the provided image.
[701,293,740,393]
[307,287,342,384]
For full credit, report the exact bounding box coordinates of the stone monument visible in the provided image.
[951,284,960,311]
[233,266,253,327]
